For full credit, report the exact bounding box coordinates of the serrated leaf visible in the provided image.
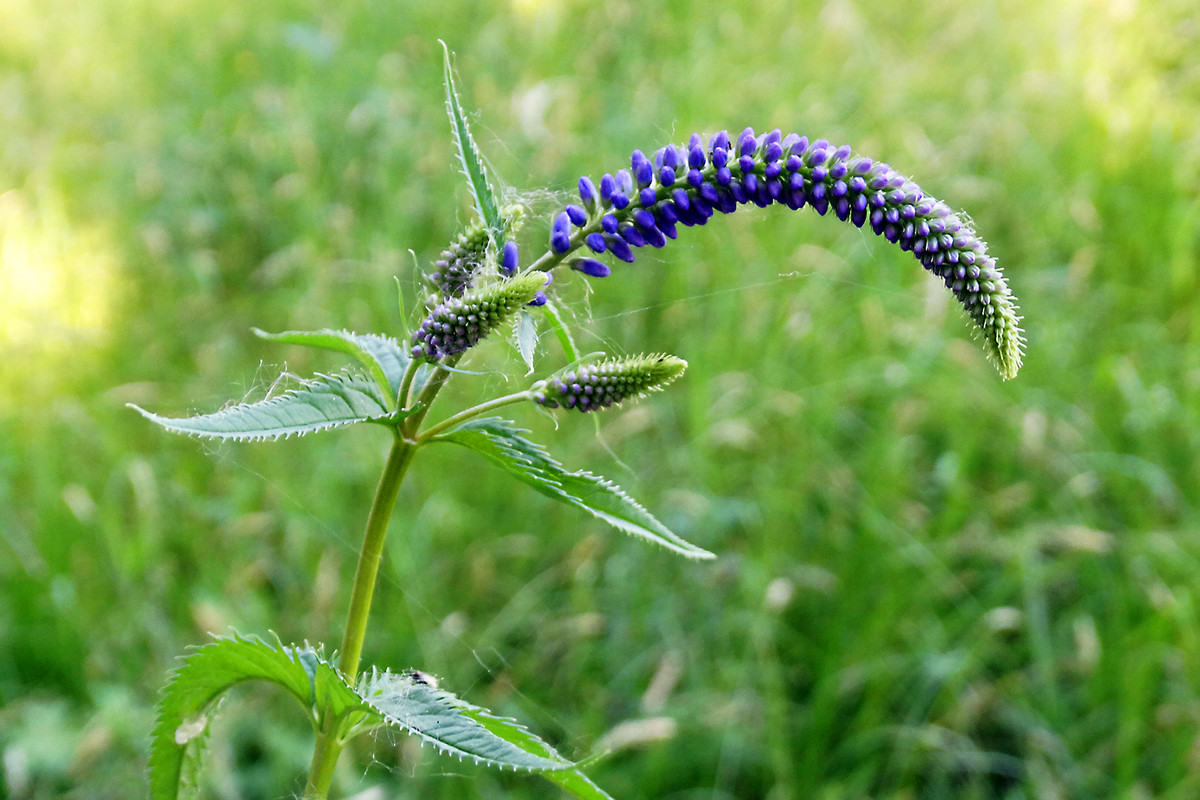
[253,328,410,405]
[357,670,573,772]
[434,418,715,559]
[130,372,405,441]
[539,299,580,363]
[150,635,363,800]
[514,309,539,373]
[440,40,503,246]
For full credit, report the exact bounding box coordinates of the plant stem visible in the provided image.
[303,432,418,798]
[417,390,534,442]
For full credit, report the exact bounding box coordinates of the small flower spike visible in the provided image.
[428,222,490,297]
[550,129,1025,379]
[532,354,687,412]
[412,271,550,361]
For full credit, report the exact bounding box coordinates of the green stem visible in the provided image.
[418,390,534,442]
[303,432,419,798]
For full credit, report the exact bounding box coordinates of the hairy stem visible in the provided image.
[304,432,419,798]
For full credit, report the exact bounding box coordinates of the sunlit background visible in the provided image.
[2,0,1199,797]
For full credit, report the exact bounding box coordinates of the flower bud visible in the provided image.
[412,271,549,361]
[532,354,687,413]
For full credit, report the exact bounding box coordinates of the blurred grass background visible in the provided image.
[2,0,1199,797]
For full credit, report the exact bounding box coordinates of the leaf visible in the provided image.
[130,371,404,441]
[356,670,574,772]
[440,39,503,247]
[434,418,715,560]
[514,309,539,373]
[539,299,580,363]
[253,328,411,405]
[150,635,363,800]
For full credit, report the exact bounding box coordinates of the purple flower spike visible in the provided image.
[542,127,1024,378]
[573,258,611,278]
[550,211,572,253]
[501,240,519,276]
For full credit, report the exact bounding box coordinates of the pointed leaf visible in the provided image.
[150,635,362,800]
[356,670,573,771]
[539,299,580,363]
[434,418,715,559]
[440,40,503,246]
[253,328,410,403]
[130,372,403,441]
[514,309,539,373]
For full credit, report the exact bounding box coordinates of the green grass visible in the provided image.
[3,0,1200,797]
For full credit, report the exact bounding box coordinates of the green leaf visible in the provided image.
[539,299,580,363]
[253,328,410,405]
[130,371,403,441]
[440,39,503,247]
[434,418,715,560]
[356,670,574,772]
[150,635,363,800]
[514,309,539,373]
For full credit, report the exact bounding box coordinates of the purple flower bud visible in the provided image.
[632,208,657,230]
[527,291,548,306]
[709,130,730,154]
[565,204,588,226]
[661,146,680,170]
[501,240,519,276]
[620,224,647,248]
[659,166,677,187]
[606,235,635,263]
[616,169,634,194]
[601,213,619,233]
[586,233,607,253]
[572,258,611,278]
[715,166,733,186]
[657,202,679,224]
[641,225,667,248]
[739,154,757,174]
[640,187,658,206]
[578,176,598,208]
[610,192,629,210]
[688,145,706,169]
[631,149,653,186]
[657,216,678,238]
[688,168,704,187]
[699,182,720,205]
[672,187,691,211]
[737,127,757,156]
[834,144,852,161]
[765,141,784,162]
[550,211,572,253]
[712,147,729,169]
[599,173,616,203]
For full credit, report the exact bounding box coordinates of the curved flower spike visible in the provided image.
[532,354,687,413]
[541,129,1025,379]
[412,271,549,361]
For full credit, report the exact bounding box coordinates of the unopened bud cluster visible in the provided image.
[532,355,687,412]
[548,128,1024,379]
[428,206,526,297]
[412,271,548,361]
